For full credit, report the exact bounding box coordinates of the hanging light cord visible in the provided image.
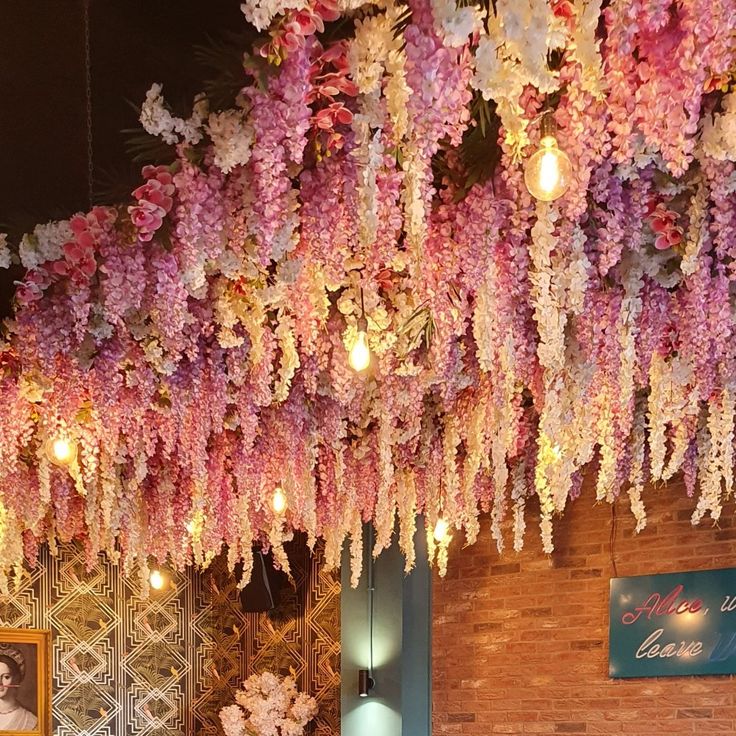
[83,0,94,208]
[367,524,375,677]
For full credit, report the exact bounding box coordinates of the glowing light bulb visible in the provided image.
[349,316,371,373]
[433,517,450,543]
[45,436,77,466]
[524,113,572,202]
[272,486,287,514]
[149,569,165,590]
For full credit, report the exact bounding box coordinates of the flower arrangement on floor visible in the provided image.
[0,0,735,589]
[219,672,318,736]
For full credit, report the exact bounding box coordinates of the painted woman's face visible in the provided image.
[0,662,15,698]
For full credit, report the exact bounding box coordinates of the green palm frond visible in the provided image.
[392,4,413,40]
[398,303,435,352]
[194,32,261,108]
[123,128,177,166]
[433,91,501,200]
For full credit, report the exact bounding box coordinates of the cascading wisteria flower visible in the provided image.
[1,0,736,592]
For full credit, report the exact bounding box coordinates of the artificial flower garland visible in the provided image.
[220,671,317,736]
[0,0,735,590]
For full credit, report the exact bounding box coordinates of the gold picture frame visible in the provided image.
[0,628,51,736]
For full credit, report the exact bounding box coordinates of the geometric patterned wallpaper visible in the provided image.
[240,539,341,736]
[0,540,340,736]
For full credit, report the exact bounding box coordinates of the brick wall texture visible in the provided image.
[432,477,736,734]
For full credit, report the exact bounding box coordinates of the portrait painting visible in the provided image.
[0,629,50,735]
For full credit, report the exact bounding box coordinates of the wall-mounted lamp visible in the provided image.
[358,668,375,697]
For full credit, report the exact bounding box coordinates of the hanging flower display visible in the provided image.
[220,671,318,736]
[0,0,735,591]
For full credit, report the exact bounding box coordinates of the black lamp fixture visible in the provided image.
[358,668,375,698]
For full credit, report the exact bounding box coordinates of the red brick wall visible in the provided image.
[432,477,736,734]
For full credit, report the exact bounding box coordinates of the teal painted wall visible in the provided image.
[341,524,431,736]
[401,529,431,736]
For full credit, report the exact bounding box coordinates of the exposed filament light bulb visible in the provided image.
[149,568,165,590]
[524,112,572,202]
[349,314,371,373]
[45,435,78,467]
[433,517,450,543]
[272,486,287,514]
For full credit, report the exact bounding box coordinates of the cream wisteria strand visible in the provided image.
[680,180,708,276]
[139,83,208,146]
[472,0,565,157]
[626,399,648,533]
[240,0,306,31]
[510,459,528,553]
[529,203,566,373]
[692,388,735,525]
[702,91,736,162]
[2,0,736,588]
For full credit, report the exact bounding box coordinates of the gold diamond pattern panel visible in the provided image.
[0,541,340,736]
[241,541,341,736]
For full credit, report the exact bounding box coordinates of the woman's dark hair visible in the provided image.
[0,655,22,684]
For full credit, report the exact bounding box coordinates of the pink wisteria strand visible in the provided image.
[1,0,736,590]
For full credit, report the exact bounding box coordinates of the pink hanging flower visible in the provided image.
[14,269,50,306]
[128,165,175,242]
[648,201,683,250]
[259,0,340,62]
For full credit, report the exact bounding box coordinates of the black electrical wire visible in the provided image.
[367,523,375,676]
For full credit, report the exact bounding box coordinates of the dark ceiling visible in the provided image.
[0,0,245,317]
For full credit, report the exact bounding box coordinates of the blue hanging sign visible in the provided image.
[609,567,736,678]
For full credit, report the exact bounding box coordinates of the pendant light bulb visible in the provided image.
[349,315,371,373]
[272,486,287,514]
[149,568,165,590]
[524,113,572,202]
[433,517,450,543]
[45,435,78,467]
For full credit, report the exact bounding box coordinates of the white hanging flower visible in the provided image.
[19,219,73,269]
[240,0,307,31]
[472,37,526,105]
[627,401,647,533]
[348,10,396,95]
[140,83,179,144]
[175,93,208,145]
[207,110,255,173]
[431,0,483,48]
[570,0,605,98]
[680,181,708,276]
[692,389,735,525]
[347,2,409,142]
[530,203,566,373]
[648,353,695,481]
[0,234,11,270]
[492,0,559,94]
[397,471,418,573]
[221,671,317,736]
[511,460,528,552]
[336,0,368,9]
[140,84,207,146]
[352,105,384,249]
[472,0,562,155]
[701,91,736,161]
[273,312,300,403]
